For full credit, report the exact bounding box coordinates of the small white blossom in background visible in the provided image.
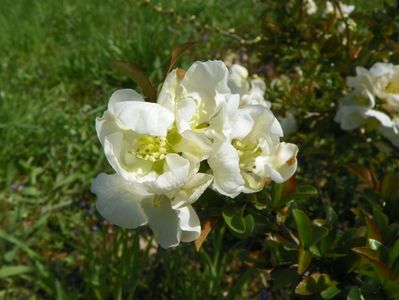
[92,60,298,248]
[324,1,356,34]
[325,1,355,18]
[227,64,271,108]
[304,0,317,15]
[335,62,399,148]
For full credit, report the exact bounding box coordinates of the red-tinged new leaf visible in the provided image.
[195,220,213,251]
[163,41,196,80]
[111,61,157,102]
[353,247,392,282]
[347,164,379,190]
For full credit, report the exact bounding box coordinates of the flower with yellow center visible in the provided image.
[335,63,399,131]
[92,87,214,248]
[208,98,298,197]
[95,88,196,195]
[157,61,234,162]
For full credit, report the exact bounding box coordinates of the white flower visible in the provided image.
[92,172,213,248]
[325,1,356,33]
[325,1,355,18]
[157,60,232,162]
[380,118,399,148]
[334,90,392,130]
[208,99,298,197]
[96,88,202,195]
[227,64,271,108]
[335,62,399,148]
[348,63,399,110]
[305,0,317,15]
[279,112,298,137]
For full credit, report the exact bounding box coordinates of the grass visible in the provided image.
[0,0,266,298]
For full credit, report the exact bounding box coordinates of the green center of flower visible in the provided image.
[135,136,170,162]
[353,95,370,106]
[232,139,262,170]
[385,81,399,94]
[134,126,182,162]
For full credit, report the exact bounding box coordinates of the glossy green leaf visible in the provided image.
[222,207,254,239]
[320,286,341,299]
[295,273,337,296]
[347,286,363,300]
[298,247,313,274]
[292,209,313,248]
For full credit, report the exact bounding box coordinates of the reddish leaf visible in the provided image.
[283,176,297,197]
[163,41,196,80]
[195,220,213,251]
[353,247,392,282]
[347,164,379,190]
[111,61,157,102]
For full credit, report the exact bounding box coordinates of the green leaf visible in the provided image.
[352,247,392,283]
[381,172,399,199]
[347,286,363,300]
[321,286,341,299]
[295,273,337,296]
[111,61,157,102]
[298,247,313,274]
[292,209,313,248]
[0,265,33,278]
[271,182,284,208]
[271,266,301,289]
[163,41,196,79]
[287,185,318,201]
[222,207,254,239]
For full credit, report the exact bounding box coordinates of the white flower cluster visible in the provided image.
[92,61,298,248]
[335,62,399,147]
[305,0,355,18]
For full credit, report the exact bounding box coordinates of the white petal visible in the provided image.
[172,173,213,208]
[177,206,201,243]
[141,197,181,248]
[334,105,367,130]
[380,120,399,148]
[176,98,197,133]
[174,131,213,162]
[369,63,394,78]
[96,111,123,147]
[182,61,230,123]
[145,154,190,194]
[365,110,393,128]
[208,93,240,141]
[231,105,265,140]
[266,142,298,183]
[183,60,230,96]
[110,100,174,136]
[208,142,244,198]
[92,173,149,228]
[158,70,180,112]
[245,108,283,142]
[108,89,144,110]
